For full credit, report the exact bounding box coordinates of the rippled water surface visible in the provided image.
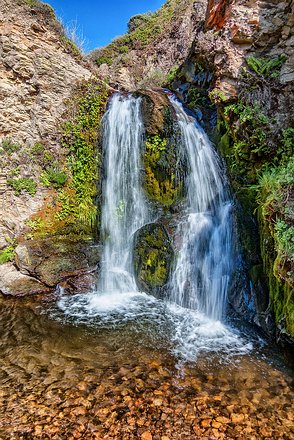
[0,293,293,439]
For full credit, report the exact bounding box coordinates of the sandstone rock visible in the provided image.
[0,262,51,296]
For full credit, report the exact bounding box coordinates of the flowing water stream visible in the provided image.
[168,96,234,320]
[0,93,293,439]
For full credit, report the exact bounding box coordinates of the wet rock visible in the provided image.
[141,431,153,440]
[139,89,172,135]
[133,223,173,297]
[15,238,100,288]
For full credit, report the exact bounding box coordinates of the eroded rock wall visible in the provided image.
[0,0,92,248]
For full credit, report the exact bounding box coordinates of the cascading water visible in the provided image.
[56,92,250,362]
[100,93,151,294]
[168,96,234,321]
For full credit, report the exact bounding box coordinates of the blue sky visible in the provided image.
[46,0,165,52]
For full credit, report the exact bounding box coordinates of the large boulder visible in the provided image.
[133,223,173,297]
[0,262,51,296]
[15,238,100,287]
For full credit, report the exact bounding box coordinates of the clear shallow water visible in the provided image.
[0,294,293,439]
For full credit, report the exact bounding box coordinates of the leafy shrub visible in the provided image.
[119,45,129,54]
[96,56,113,67]
[30,142,45,156]
[7,177,37,196]
[0,246,15,265]
[41,164,67,188]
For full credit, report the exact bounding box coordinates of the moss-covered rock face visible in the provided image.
[133,223,173,296]
[143,133,184,207]
[138,90,186,209]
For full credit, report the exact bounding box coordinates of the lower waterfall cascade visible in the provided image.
[168,96,234,321]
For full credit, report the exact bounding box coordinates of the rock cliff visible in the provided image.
[0,0,93,247]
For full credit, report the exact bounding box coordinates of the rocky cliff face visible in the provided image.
[0,0,92,248]
[91,0,294,340]
[89,0,207,90]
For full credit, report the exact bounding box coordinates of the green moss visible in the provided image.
[259,212,294,336]
[134,223,173,291]
[143,134,182,207]
[7,177,37,196]
[0,246,15,264]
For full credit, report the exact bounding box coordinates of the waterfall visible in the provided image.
[100,93,151,294]
[56,92,249,361]
[168,96,234,321]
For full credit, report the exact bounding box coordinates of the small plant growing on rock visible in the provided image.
[7,177,37,196]
[0,139,21,155]
[245,54,287,79]
[41,164,67,188]
[0,246,15,265]
[96,56,113,67]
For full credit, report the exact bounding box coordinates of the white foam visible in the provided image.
[55,292,252,363]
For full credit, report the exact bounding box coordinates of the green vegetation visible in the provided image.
[134,223,173,290]
[166,66,179,84]
[0,139,21,155]
[7,177,37,196]
[187,86,210,109]
[217,79,293,335]
[209,88,226,104]
[60,79,108,232]
[30,142,45,156]
[0,246,15,265]
[41,164,67,188]
[245,54,287,79]
[96,56,113,67]
[222,102,273,183]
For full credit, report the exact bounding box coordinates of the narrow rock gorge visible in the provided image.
[0,0,293,438]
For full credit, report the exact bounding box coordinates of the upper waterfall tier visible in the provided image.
[100,93,151,294]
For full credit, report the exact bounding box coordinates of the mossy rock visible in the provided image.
[15,238,101,287]
[133,223,173,297]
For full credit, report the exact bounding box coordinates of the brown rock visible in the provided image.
[201,419,211,428]
[231,413,245,424]
[141,432,153,440]
[0,262,52,296]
